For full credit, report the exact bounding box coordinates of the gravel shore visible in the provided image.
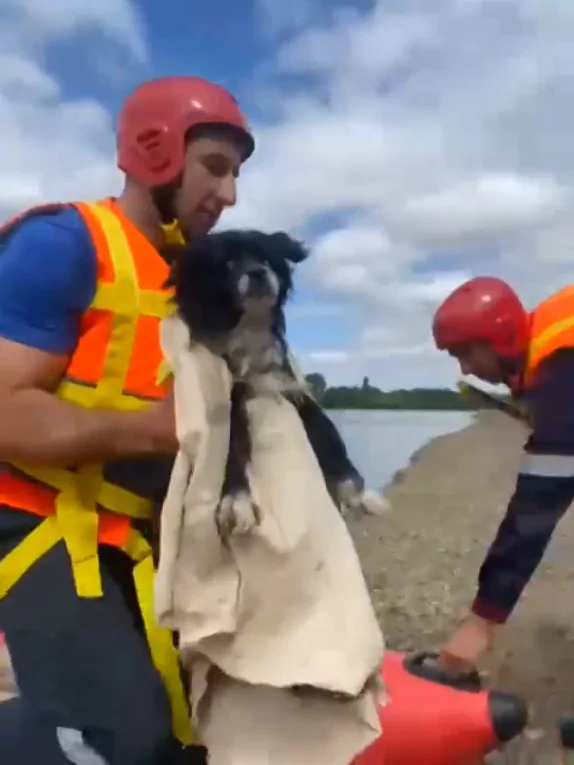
[349,409,574,760]
[2,409,573,760]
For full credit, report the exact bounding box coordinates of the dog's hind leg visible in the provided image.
[216,384,261,538]
[290,393,390,516]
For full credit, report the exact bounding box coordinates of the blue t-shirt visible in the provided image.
[0,206,97,354]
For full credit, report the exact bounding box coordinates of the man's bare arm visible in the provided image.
[0,338,177,465]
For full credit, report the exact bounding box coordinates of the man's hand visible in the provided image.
[136,388,179,455]
[0,338,180,463]
[438,613,498,674]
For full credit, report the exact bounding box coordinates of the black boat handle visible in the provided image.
[403,650,483,692]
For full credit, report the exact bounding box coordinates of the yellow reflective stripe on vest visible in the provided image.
[52,201,142,599]
[0,201,193,745]
[94,283,173,319]
[10,201,166,595]
[122,529,194,745]
[57,380,151,412]
[528,314,574,367]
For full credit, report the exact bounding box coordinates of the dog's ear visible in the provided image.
[267,232,309,264]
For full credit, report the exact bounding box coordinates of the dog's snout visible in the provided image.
[244,263,271,292]
[246,264,267,280]
[237,261,279,302]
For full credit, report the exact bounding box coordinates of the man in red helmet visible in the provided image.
[0,77,254,764]
[432,276,574,673]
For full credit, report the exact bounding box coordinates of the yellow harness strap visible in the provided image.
[0,518,193,744]
[161,220,186,246]
[122,529,192,744]
[0,201,193,745]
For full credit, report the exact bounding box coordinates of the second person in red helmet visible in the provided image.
[0,76,253,765]
[433,277,574,673]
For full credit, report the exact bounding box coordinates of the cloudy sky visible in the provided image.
[1,0,572,389]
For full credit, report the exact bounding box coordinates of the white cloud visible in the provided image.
[310,224,396,301]
[255,0,316,35]
[227,0,574,387]
[1,0,146,60]
[305,350,351,365]
[0,0,144,219]
[1,0,572,390]
[288,302,345,320]
[396,173,571,246]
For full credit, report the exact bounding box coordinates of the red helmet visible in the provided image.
[116,76,254,188]
[432,276,530,359]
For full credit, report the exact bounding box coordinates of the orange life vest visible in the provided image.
[0,198,193,744]
[524,285,574,387]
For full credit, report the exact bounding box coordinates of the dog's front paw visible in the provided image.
[356,489,391,516]
[216,491,261,537]
[336,477,391,516]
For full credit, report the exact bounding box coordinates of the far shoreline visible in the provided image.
[305,375,480,412]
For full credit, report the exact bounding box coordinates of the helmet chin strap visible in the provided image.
[502,356,524,395]
[161,220,186,245]
[151,181,187,244]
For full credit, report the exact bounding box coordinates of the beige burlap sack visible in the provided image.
[154,315,385,765]
[0,639,16,701]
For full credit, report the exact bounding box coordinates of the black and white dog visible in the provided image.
[165,230,389,536]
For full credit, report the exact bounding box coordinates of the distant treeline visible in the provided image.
[305,373,478,411]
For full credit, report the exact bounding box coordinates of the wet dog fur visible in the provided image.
[164,229,389,537]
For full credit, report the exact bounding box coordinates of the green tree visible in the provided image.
[305,373,327,400]
[304,372,479,411]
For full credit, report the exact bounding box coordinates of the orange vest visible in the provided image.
[524,285,574,387]
[0,199,193,744]
[0,198,171,552]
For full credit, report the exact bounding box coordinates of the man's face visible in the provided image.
[174,132,243,237]
[451,341,506,384]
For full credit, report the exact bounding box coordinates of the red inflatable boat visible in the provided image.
[352,650,528,765]
[0,632,528,764]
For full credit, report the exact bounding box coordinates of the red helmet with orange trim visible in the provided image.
[432,276,530,359]
[116,76,254,189]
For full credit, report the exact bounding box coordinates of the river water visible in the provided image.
[328,410,473,490]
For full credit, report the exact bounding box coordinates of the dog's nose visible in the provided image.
[246,264,267,279]
[246,265,269,290]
